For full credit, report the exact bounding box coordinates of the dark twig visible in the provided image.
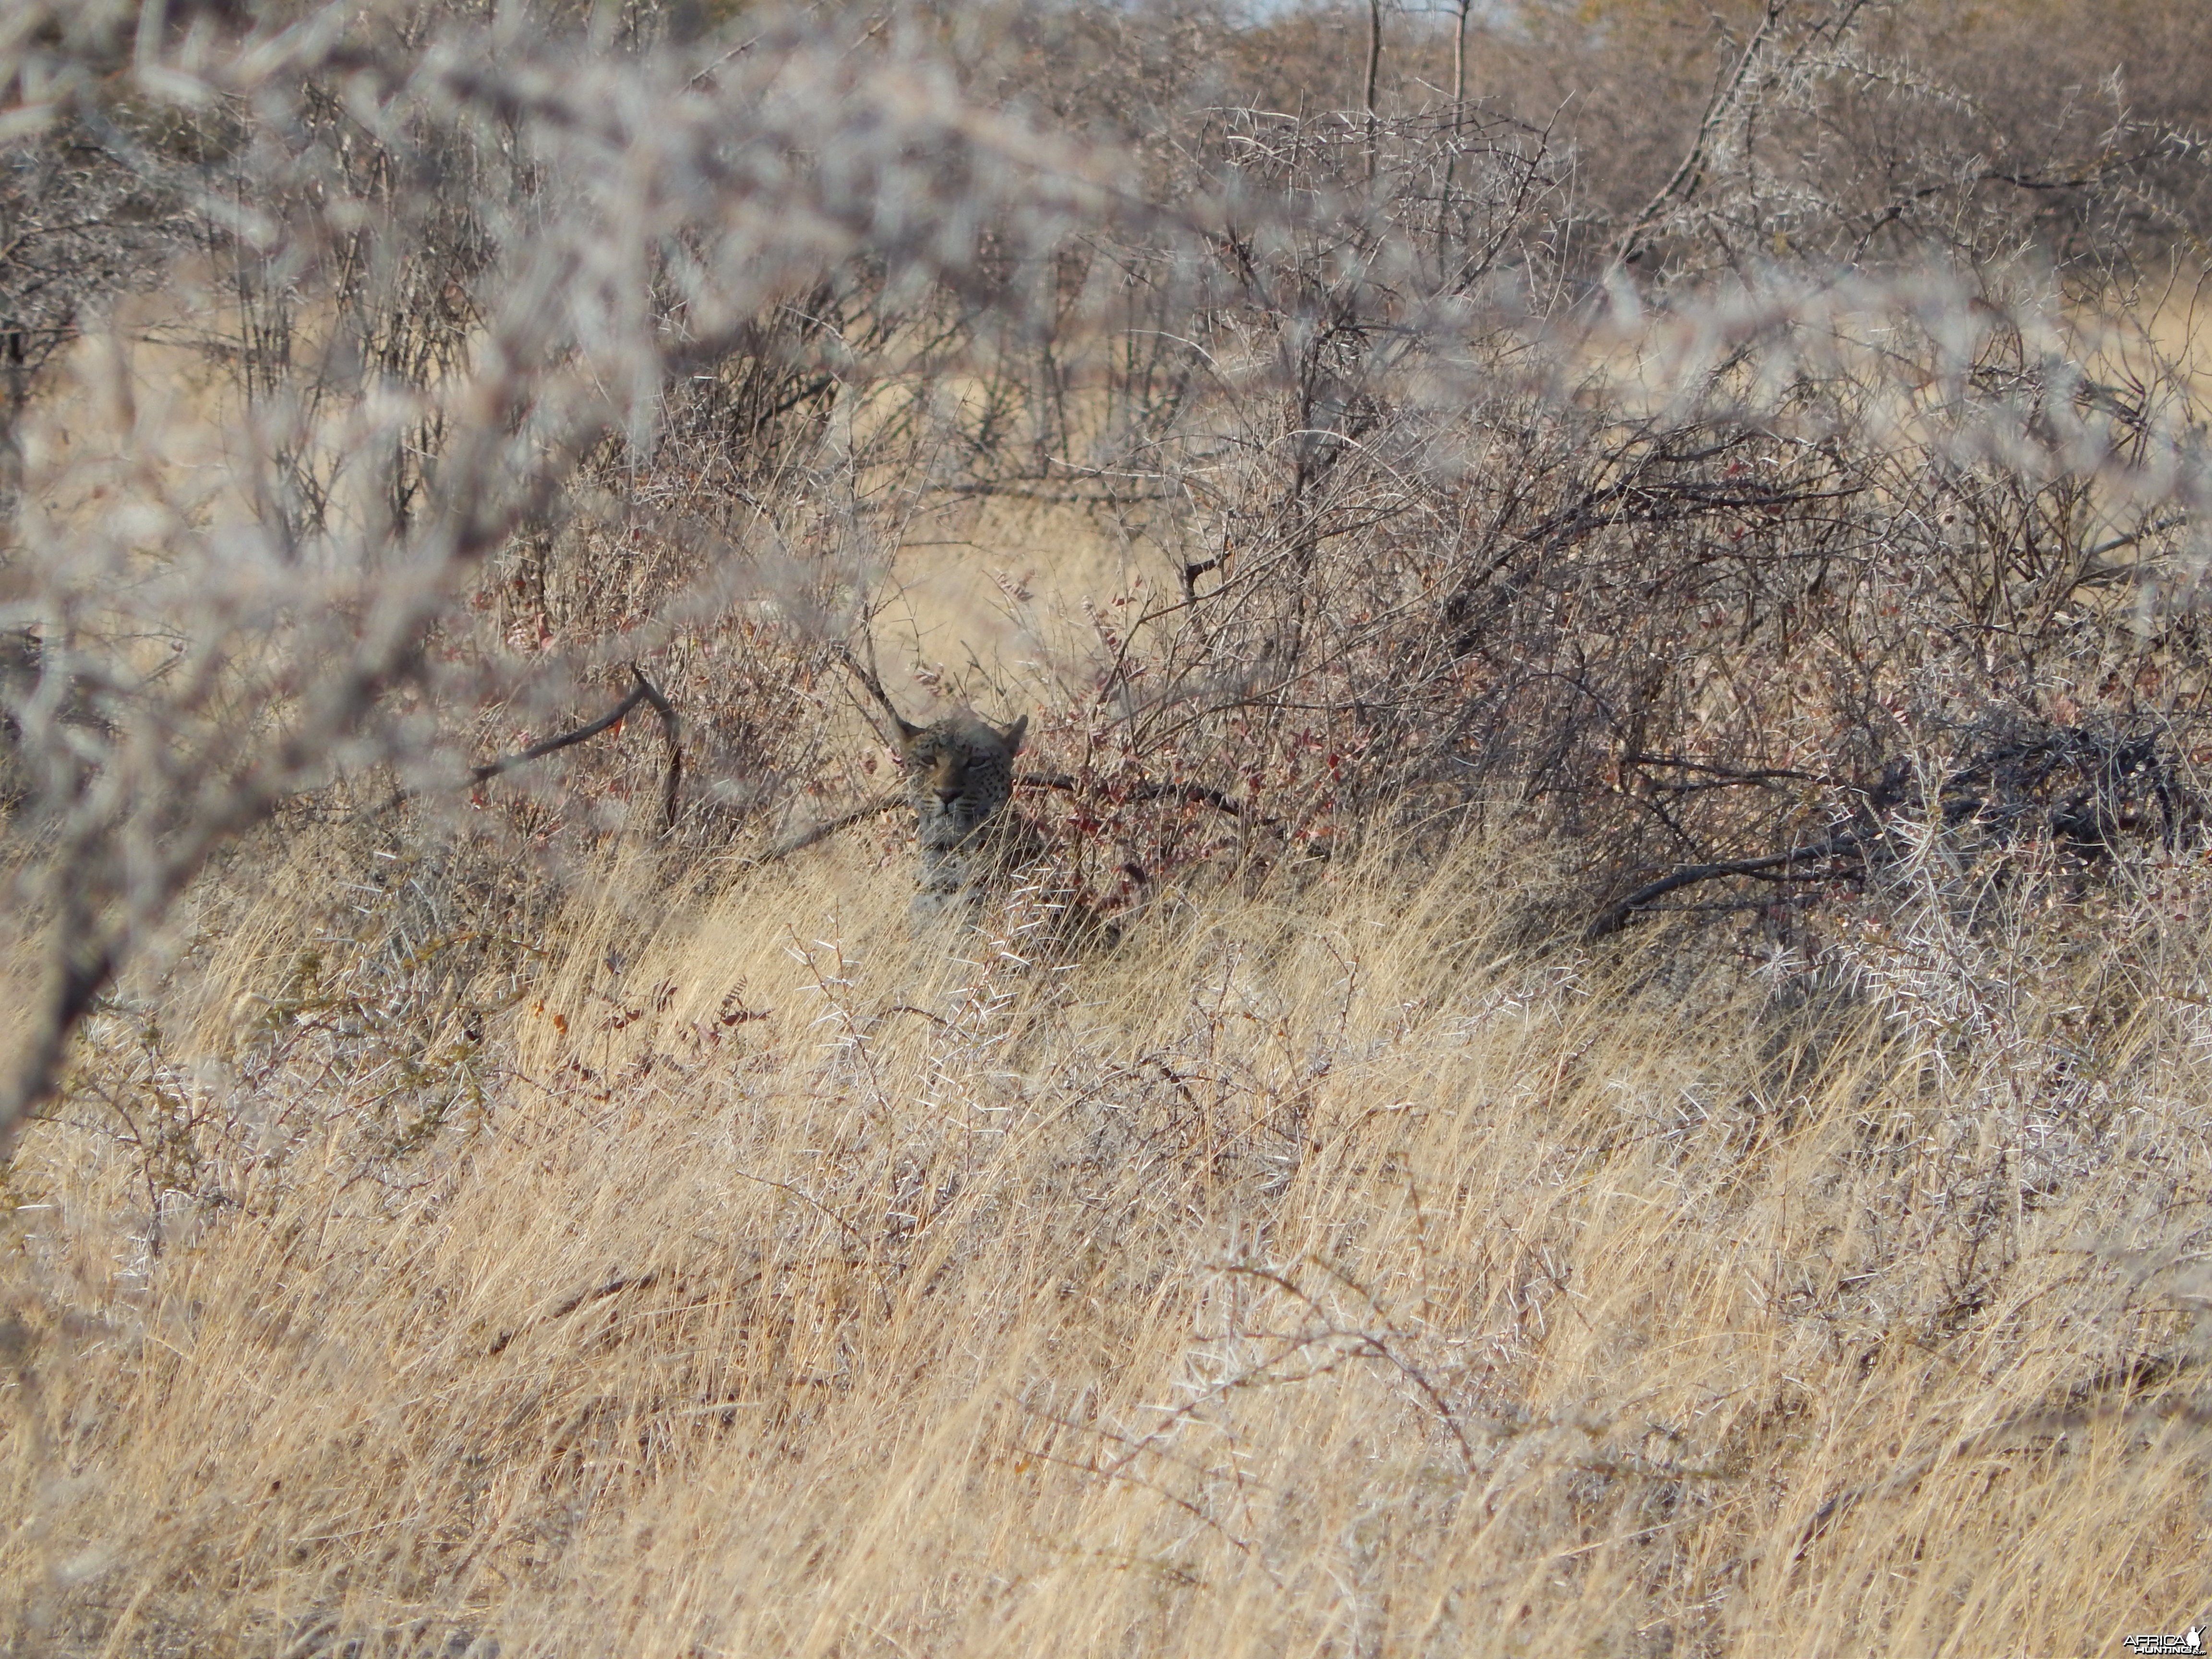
[373,664,685,830]
[1584,832,1861,941]
[743,788,906,867]
[830,639,921,741]
[1022,770,1279,825]
[1614,0,1784,269]
[631,670,685,832]
[471,665,684,831]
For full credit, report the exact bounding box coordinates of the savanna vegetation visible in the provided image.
[5,1,2212,1653]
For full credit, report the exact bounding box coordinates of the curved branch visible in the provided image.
[1021,769,1282,826]
[1614,0,1784,269]
[830,639,921,740]
[742,788,905,868]
[467,665,683,830]
[1584,832,1861,941]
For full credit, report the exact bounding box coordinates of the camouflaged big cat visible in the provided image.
[894,710,1041,917]
[889,707,1119,948]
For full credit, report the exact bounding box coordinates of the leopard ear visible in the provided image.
[999,714,1028,756]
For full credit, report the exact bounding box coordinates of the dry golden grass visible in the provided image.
[5,827,2211,1657]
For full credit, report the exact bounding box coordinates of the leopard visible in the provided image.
[893,709,1119,949]
[898,711,1037,910]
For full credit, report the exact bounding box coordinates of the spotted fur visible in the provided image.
[898,711,1037,914]
[894,710,1118,948]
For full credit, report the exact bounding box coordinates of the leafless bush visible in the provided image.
[9,5,2212,1652]
[0,1,1114,1150]
[2,0,2211,1138]
[4,0,2212,1168]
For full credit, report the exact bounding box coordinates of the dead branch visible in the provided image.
[1022,770,1280,825]
[742,788,906,868]
[1584,832,1862,941]
[1614,0,1785,269]
[829,640,920,741]
[469,665,684,831]
[367,664,685,830]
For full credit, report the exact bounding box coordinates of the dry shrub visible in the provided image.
[6,838,2212,1655]
[3,2,2212,1654]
